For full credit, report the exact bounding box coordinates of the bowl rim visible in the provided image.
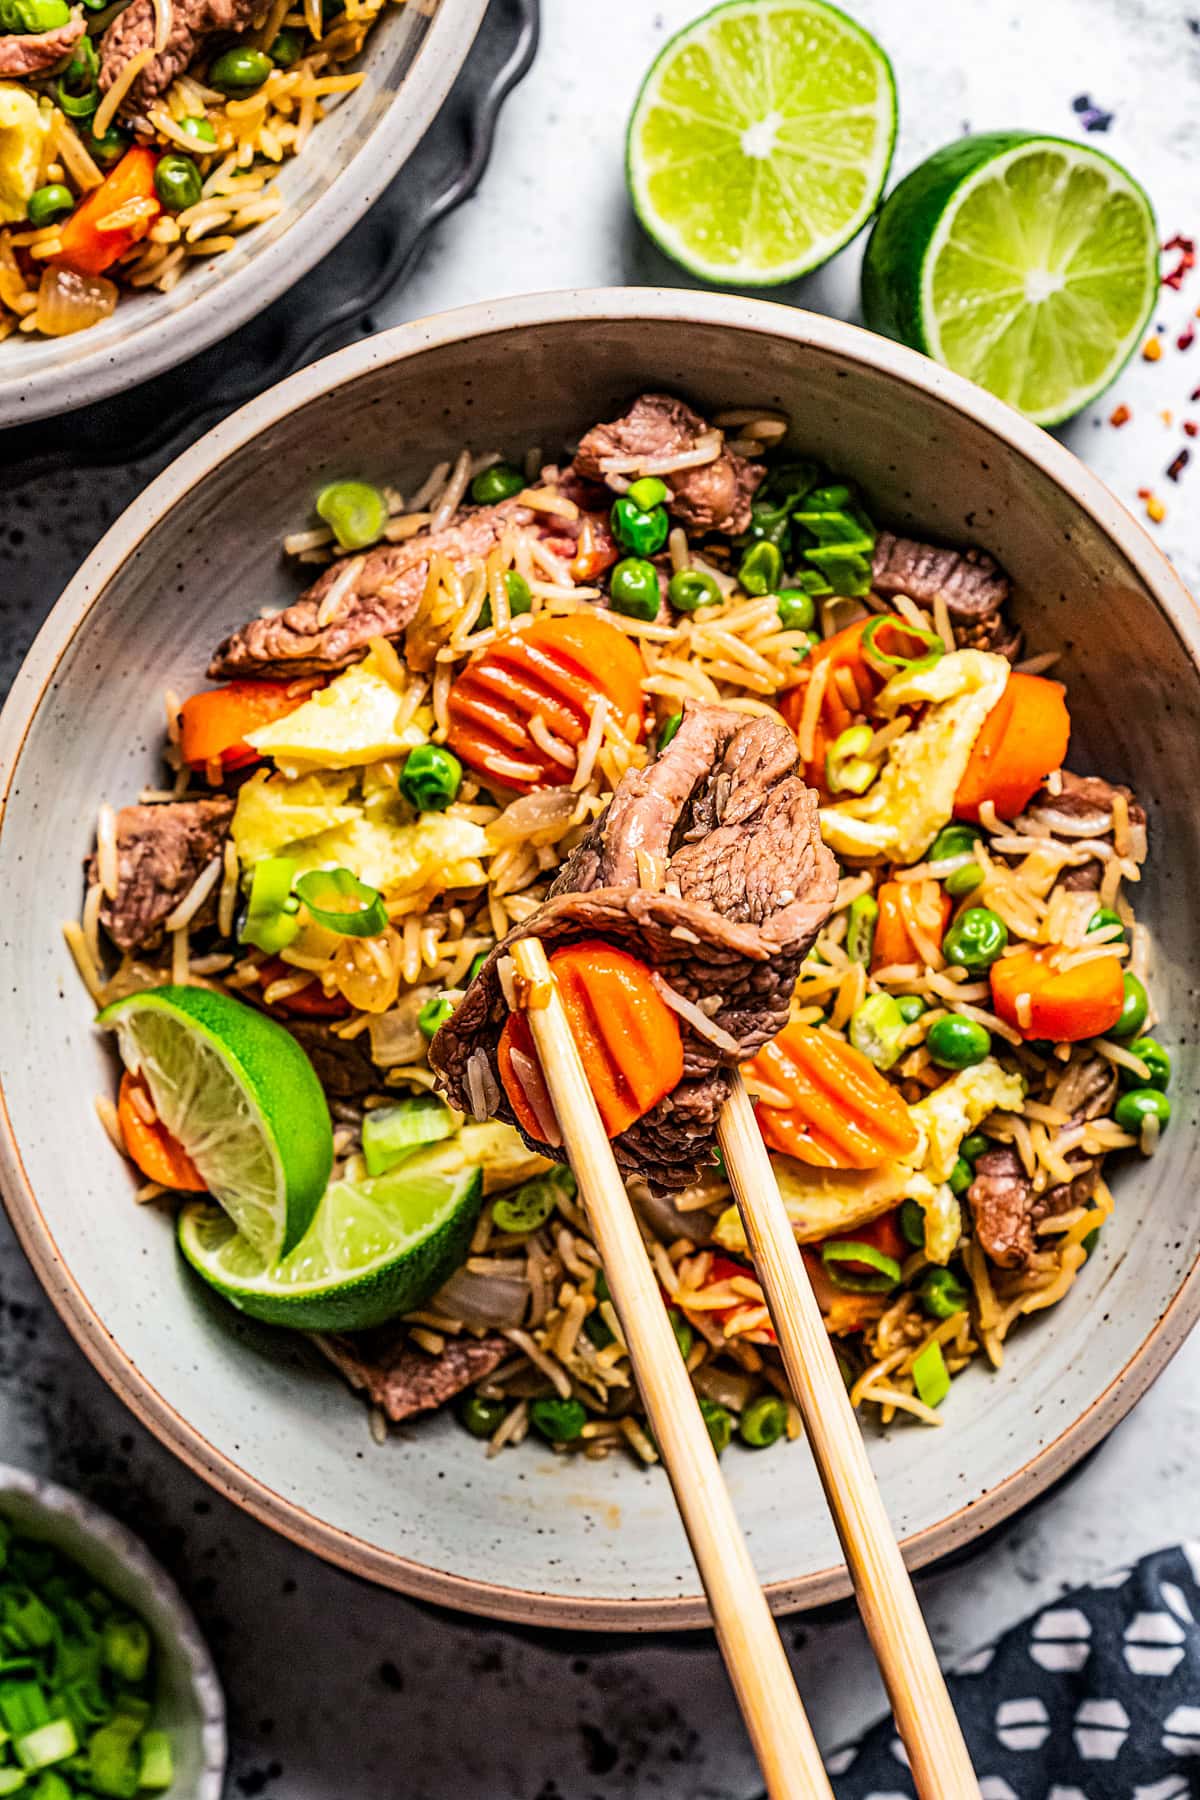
[0,0,488,427]
[2,286,1199,1629]
[0,1462,227,1792]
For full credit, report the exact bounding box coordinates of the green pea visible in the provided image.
[948,1156,973,1196]
[1087,907,1125,938]
[399,744,463,813]
[608,557,661,621]
[1118,1037,1170,1092]
[492,1174,560,1235]
[316,478,387,550]
[667,1308,693,1361]
[611,495,669,557]
[942,907,1008,971]
[8,0,69,26]
[530,1396,587,1443]
[1110,971,1149,1039]
[739,1394,788,1449]
[268,27,304,64]
[627,476,668,509]
[153,154,203,213]
[26,185,73,229]
[1113,1088,1170,1133]
[209,45,273,91]
[417,995,455,1039]
[896,996,927,1025]
[657,711,682,752]
[959,1132,990,1165]
[849,992,907,1071]
[898,1199,925,1248]
[920,1267,969,1319]
[698,1397,732,1455]
[87,124,129,166]
[926,1014,991,1069]
[476,568,531,631]
[459,1394,506,1438]
[776,588,815,631]
[845,894,878,966]
[944,861,984,898]
[738,540,783,596]
[927,823,982,862]
[471,462,525,505]
[178,113,217,144]
[667,568,721,613]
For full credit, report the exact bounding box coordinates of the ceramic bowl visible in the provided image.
[0,1464,226,1792]
[0,0,487,426]
[1,290,1197,1629]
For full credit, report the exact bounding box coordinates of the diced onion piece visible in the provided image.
[34,265,117,337]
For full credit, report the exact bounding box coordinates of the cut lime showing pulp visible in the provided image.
[627,0,896,286]
[99,985,332,1260]
[861,132,1159,426]
[178,1143,484,1332]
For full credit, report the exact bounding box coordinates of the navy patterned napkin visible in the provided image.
[828,1545,1200,1798]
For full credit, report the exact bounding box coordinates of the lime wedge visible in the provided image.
[178,1142,484,1332]
[861,132,1159,425]
[627,0,896,285]
[99,985,332,1261]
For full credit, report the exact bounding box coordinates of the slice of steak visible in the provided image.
[89,797,234,953]
[430,703,838,1191]
[316,1328,509,1424]
[573,392,763,535]
[871,530,1010,621]
[279,1019,381,1098]
[1025,769,1146,837]
[99,0,254,118]
[0,9,83,75]
[209,496,542,681]
[968,1144,1036,1269]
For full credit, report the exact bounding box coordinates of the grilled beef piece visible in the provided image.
[316,1328,509,1424]
[1025,771,1148,895]
[99,0,254,117]
[573,393,763,535]
[279,1019,380,1098]
[968,1145,1036,1269]
[871,530,1010,620]
[0,9,83,75]
[431,703,838,1191]
[210,496,548,681]
[89,797,234,953]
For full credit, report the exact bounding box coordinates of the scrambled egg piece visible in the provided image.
[713,1057,1024,1267]
[232,769,357,866]
[0,87,50,225]
[246,650,431,772]
[819,649,1010,864]
[440,1122,553,1196]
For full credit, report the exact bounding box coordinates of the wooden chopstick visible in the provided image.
[717,1071,981,1799]
[509,939,833,1800]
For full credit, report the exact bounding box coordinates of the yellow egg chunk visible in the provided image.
[714,1158,909,1253]
[819,649,1010,864]
[0,87,51,224]
[246,652,431,772]
[232,768,358,867]
[289,811,487,896]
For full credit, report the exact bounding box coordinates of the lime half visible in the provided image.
[861,132,1159,425]
[99,985,332,1260]
[627,0,896,285]
[178,1142,484,1332]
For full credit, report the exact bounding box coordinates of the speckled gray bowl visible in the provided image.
[0,290,1198,1629]
[0,0,487,427]
[0,1464,226,1792]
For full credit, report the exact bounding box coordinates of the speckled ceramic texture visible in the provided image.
[0,1464,226,1792]
[0,0,487,428]
[0,291,1197,1630]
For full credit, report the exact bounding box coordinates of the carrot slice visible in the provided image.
[745,1022,918,1169]
[871,879,951,970]
[498,940,683,1139]
[780,616,935,789]
[117,1071,205,1192]
[990,946,1124,1042]
[57,147,162,277]
[178,678,323,773]
[954,673,1071,822]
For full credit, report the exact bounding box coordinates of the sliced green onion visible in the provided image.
[898,1198,925,1248]
[849,993,907,1071]
[657,710,682,752]
[826,723,878,795]
[861,614,945,678]
[920,1267,969,1319]
[315,479,387,551]
[0,1772,26,1796]
[492,1169,573,1235]
[239,856,300,954]
[14,1719,76,1771]
[361,1096,454,1176]
[911,1339,951,1408]
[845,894,878,966]
[138,1730,174,1791]
[820,1241,902,1292]
[87,1710,142,1797]
[99,1619,147,1686]
[627,476,668,509]
[294,867,387,937]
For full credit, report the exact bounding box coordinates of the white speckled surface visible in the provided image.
[0,1,1198,1794]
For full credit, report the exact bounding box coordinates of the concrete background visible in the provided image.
[1,1,1198,1794]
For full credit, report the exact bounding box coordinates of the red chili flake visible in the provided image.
[1137,486,1151,498]
[1192,387,1200,402]
[1167,448,1190,482]
[1179,323,1196,351]
[1109,403,1132,426]
[1185,421,1199,438]
[1163,235,1196,290]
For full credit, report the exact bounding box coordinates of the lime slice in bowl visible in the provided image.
[98,985,332,1260]
[861,132,1159,425]
[627,0,897,286]
[178,1142,484,1332]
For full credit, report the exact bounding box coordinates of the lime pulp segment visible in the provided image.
[627,0,896,285]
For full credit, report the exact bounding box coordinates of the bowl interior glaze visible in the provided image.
[1,294,1198,1627]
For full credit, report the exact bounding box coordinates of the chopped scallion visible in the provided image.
[911,1339,951,1408]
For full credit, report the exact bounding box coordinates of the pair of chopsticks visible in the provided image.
[510,938,980,1800]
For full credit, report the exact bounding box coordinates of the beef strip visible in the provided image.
[0,9,83,75]
[316,1328,509,1424]
[573,393,763,535]
[1025,771,1148,894]
[278,1019,380,1098]
[871,530,1010,620]
[968,1145,1037,1269]
[209,496,553,680]
[99,0,254,119]
[89,797,234,953]
[430,702,838,1191]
